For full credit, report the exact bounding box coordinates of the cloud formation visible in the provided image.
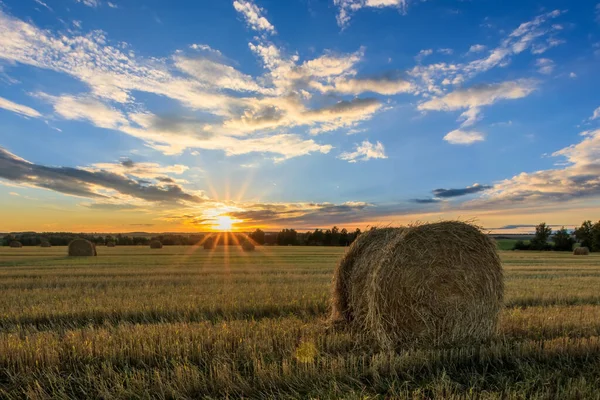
[469,128,600,207]
[0,96,41,118]
[338,140,387,163]
[0,147,204,204]
[433,184,493,198]
[233,0,276,34]
[334,0,410,28]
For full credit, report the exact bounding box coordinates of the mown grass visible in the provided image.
[0,246,599,399]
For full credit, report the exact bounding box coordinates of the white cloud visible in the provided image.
[173,56,268,93]
[410,10,564,95]
[473,128,600,207]
[443,129,485,145]
[468,44,487,54]
[317,76,414,95]
[569,72,577,79]
[419,79,537,126]
[75,0,100,7]
[535,58,554,75]
[35,93,128,129]
[339,140,387,162]
[334,0,409,28]
[415,49,433,62]
[34,0,53,11]
[88,160,189,180]
[418,80,537,142]
[233,0,276,34]
[591,106,600,120]
[438,48,453,55]
[107,2,117,8]
[0,96,41,118]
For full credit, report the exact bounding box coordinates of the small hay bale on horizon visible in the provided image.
[150,240,163,249]
[241,239,255,252]
[106,241,116,247]
[68,239,97,257]
[574,246,590,255]
[40,240,51,248]
[331,221,504,349]
[9,241,22,248]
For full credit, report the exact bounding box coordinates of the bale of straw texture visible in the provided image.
[9,241,22,248]
[149,240,163,249]
[574,246,590,255]
[40,241,51,248]
[331,221,504,349]
[203,238,216,250]
[241,240,255,252]
[68,239,97,256]
[106,241,116,247]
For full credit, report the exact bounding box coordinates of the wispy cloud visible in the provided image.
[233,0,276,34]
[419,79,537,142]
[338,140,387,163]
[535,58,554,75]
[433,184,493,198]
[0,147,205,204]
[33,0,53,11]
[334,0,411,28]
[443,129,485,145]
[467,128,600,208]
[75,0,101,7]
[0,96,41,118]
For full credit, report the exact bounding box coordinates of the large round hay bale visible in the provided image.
[241,239,255,252]
[573,246,589,255]
[149,240,163,249]
[68,239,97,257]
[40,240,51,248]
[203,238,216,250]
[9,241,22,248]
[106,241,116,247]
[331,221,504,349]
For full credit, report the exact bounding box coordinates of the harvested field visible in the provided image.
[0,246,599,398]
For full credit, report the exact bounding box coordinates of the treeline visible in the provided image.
[1,227,363,247]
[513,220,600,251]
[252,227,362,246]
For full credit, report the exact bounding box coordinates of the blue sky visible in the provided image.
[0,0,599,232]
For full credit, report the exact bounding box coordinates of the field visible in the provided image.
[0,246,600,399]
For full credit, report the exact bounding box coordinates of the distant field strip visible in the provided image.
[0,246,599,398]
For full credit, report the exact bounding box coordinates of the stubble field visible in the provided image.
[0,246,599,399]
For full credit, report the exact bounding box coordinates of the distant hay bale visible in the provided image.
[40,240,51,248]
[203,238,216,250]
[331,221,504,349]
[106,241,116,247]
[241,239,255,252]
[9,241,22,248]
[149,240,163,249]
[574,246,589,255]
[68,239,97,257]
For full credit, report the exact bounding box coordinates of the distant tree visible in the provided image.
[592,221,600,252]
[249,229,265,245]
[339,228,349,246]
[530,222,552,250]
[552,227,574,251]
[513,240,530,251]
[276,229,297,246]
[575,220,594,250]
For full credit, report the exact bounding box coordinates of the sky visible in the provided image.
[0,0,598,233]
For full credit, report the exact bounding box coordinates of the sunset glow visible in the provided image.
[214,215,235,231]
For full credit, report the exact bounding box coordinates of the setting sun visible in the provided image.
[214,215,234,231]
